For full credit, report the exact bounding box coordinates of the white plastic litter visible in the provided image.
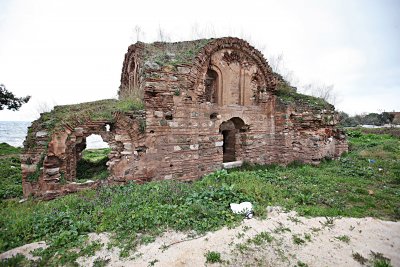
[230,202,253,219]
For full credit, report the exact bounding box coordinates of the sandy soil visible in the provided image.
[2,207,399,266]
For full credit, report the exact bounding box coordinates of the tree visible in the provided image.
[0,84,30,111]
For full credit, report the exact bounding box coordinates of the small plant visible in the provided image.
[174,88,181,96]
[139,118,146,133]
[297,261,309,267]
[236,232,245,239]
[274,225,291,234]
[320,216,335,228]
[93,257,110,267]
[304,233,312,242]
[370,251,392,267]
[235,243,250,254]
[148,259,159,266]
[59,172,66,185]
[292,235,305,245]
[373,259,392,267]
[352,252,368,265]
[249,231,274,245]
[310,227,321,232]
[335,235,350,244]
[205,251,222,263]
[288,216,302,224]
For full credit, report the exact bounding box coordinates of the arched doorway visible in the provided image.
[219,117,245,163]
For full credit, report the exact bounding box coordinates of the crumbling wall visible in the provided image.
[22,37,348,199]
[21,111,146,199]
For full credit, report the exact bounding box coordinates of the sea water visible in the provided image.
[0,121,31,147]
[0,121,108,148]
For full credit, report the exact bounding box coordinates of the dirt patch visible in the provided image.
[2,207,399,266]
[77,207,400,267]
[0,241,47,261]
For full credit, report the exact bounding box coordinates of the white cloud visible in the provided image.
[0,0,399,121]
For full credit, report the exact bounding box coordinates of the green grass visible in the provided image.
[0,142,21,156]
[0,143,23,199]
[335,235,350,244]
[205,250,222,263]
[276,82,331,109]
[76,148,111,182]
[0,130,399,266]
[25,99,144,148]
[143,39,211,68]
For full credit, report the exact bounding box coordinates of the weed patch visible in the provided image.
[205,250,222,263]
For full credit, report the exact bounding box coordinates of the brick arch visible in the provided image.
[119,42,145,98]
[189,37,277,96]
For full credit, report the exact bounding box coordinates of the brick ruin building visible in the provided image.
[21,37,348,199]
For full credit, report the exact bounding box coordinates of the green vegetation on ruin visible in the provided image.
[142,38,211,68]
[276,82,331,109]
[34,98,143,134]
[1,129,399,265]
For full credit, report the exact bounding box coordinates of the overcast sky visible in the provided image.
[0,0,399,121]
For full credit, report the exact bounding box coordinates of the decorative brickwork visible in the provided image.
[21,37,347,199]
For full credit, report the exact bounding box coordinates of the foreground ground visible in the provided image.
[0,128,399,266]
[2,207,399,267]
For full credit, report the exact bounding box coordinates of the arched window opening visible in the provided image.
[76,134,110,182]
[205,69,218,103]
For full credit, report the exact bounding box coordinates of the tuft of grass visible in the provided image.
[297,261,309,267]
[205,251,222,263]
[335,235,350,244]
[248,231,274,245]
[292,235,306,245]
[143,39,211,67]
[371,251,392,267]
[276,82,331,109]
[352,252,368,265]
[93,257,110,267]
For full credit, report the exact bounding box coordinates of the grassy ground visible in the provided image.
[76,148,111,182]
[0,130,399,266]
[0,143,23,200]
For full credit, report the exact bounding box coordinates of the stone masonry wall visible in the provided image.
[22,37,348,199]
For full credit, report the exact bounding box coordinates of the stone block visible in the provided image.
[46,168,60,176]
[36,131,48,138]
[215,141,223,147]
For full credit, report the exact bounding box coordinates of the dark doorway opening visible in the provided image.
[219,117,245,163]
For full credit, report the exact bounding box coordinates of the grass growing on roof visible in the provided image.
[34,98,144,135]
[143,39,211,67]
[276,82,331,109]
[1,130,399,265]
